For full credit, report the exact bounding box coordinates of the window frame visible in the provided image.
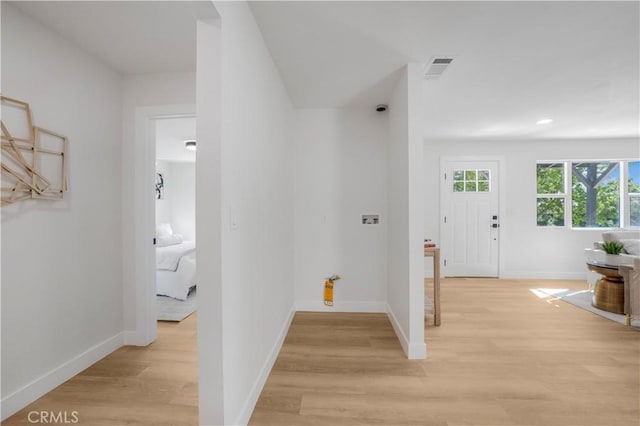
[536,162,567,227]
[626,160,640,227]
[536,159,640,229]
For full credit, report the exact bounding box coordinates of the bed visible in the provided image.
[156,226,196,300]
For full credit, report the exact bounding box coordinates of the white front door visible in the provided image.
[441,160,500,277]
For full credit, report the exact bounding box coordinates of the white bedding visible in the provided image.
[156,240,197,300]
[156,241,195,271]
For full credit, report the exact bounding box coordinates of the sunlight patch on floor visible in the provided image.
[529,288,569,299]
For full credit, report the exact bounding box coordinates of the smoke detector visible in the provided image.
[424,57,454,79]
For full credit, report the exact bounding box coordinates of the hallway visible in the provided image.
[3,316,198,425]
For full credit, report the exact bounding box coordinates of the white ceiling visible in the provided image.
[9,1,639,141]
[156,117,196,163]
[250,1,639,140]
[10,0,217,75]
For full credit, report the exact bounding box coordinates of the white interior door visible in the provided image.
[441,160,500,277]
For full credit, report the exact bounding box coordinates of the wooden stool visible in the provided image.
[588,262,624,314]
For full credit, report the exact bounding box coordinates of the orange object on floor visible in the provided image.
[323,274,341,306]
[324,280,334,306]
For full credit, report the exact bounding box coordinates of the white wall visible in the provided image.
[195,17,224,425]
[293,108,388,311]
[121,72,195,333]
[155,161,196,241]
[213,2,295,424]
[387,64,426,359]
[424,137,640,279]
[1,4,123,417]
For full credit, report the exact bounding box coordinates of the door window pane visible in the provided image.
[453,169,491,193]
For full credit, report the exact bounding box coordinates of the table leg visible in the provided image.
[434,250,440,326]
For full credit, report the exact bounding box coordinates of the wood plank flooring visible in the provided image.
[4,278,639,425]
[2,315,198,425]
[250,278,640,426]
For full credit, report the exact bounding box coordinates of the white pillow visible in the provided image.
[603,231,640,242]
[156,234,183,247]
[620,239,640,256]
[157,223,173,237]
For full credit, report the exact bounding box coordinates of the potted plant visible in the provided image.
[601,241,624,265]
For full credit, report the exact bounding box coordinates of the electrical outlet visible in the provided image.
[361,214,379,225]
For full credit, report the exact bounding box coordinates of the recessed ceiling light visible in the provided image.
[536,118,553,125]
[184,140,196,151]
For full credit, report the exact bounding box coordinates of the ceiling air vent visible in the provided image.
[424,57,453,79]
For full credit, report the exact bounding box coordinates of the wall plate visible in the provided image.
[361,214,379,225]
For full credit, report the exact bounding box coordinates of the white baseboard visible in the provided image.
[386,304,410,357]
[122,330,154,347]
[407,340,427,359]
[1,332,124,421]
[386,304,426,359]
[295,300,387,313]
[233,306,296,426]
[123,330,141,346]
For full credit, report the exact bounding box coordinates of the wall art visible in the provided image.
[1,95,68,206]
[155,172,164,200]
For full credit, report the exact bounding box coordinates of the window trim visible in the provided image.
[536,159,640,229]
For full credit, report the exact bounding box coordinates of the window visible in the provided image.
[453,169,490,192]
[536,163,565,226]
[571,162,619,228]
[536,159,640,228]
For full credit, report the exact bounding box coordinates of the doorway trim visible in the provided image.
[130,103,196,346]
[439,155,507,278]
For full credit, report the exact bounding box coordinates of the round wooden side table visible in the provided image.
[587,262,624,314]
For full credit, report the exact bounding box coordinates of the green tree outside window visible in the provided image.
[536,160,640,228]
[536,163,564,226]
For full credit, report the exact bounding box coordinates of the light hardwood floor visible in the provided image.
[250,278,640,426]
[4,278,639,425]
[2,315,199,425]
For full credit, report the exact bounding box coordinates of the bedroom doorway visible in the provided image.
[155,116,197,324]
[131,104,196,347]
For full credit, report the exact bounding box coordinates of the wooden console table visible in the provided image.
[424,247,441,326]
